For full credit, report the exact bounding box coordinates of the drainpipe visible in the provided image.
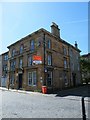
[43,33,46,86]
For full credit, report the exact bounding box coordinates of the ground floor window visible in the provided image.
[28,71,37,86]
[64,72,68,86]
[10,74,15,85]
[47,71,52,86]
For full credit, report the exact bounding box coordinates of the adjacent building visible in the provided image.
[6,23,81,92]
[81,53,90,84]
[0,51,9,87]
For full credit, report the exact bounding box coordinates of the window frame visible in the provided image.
[12,49,16,57]
[20,44,24,54]
[19,58,23,68]
[28,71,37,86]
[10,60,16,70]
[47,39,51,49]
[64,58,67,69]
[47,71,52,86]
[30,40,35,51]
[4,54,8,61]
[28,56,32,66]
[47,54,52,66]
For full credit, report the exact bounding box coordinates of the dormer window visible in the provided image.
[20,44,24,54]
[12,49,16,57]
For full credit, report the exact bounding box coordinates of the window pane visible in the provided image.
[12,49,15,57]
[47,40,51,49]
[19,59,22,68]
[47,71,52,86]
[28,72,32,85]
[64,59,67,68]
[30,40,34,51]
[48,54,52,65]
[20,45,23,53]
[10,74,14,84]
[33,71,36,85]
[28,56,32,66]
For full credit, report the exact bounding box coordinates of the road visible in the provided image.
[0,85,90,118]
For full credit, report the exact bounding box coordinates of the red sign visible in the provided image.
[33,55,42,61]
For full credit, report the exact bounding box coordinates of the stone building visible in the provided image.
[0,51,9,87]
[81,53,90,84]
[7,23,81,92]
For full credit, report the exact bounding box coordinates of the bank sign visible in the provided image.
[33,55,42,64]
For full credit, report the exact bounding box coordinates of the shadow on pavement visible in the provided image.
[55,85,90,97]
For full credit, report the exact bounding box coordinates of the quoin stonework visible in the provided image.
[0,23,81,92]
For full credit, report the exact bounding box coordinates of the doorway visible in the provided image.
[18,74,22,89]
[47,71,52,87]
[72,73,76,87]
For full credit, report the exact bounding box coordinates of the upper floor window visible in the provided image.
[20,44,24,54]
[10,60,16,70]
[71,63,74,71]
[70,49,73,57]
[3,64,8,71]
[28,56,32,66]
[64,58,67,69]
[47,54,52,65]
[4,54,8,61]
[63,46,67,55]
[47,39,51,49]
[30,40,34,51]
[78,63,80,71]
[19,58,23,68]
[12,49,16,57]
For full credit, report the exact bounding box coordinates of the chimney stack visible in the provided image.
[75,41,78,48]
[51,22,60,38]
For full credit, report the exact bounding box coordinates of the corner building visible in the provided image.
[7,23,81,92]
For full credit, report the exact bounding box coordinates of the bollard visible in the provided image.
[82,97,86,120]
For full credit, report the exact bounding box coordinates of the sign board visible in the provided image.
[33,55,42,61]
[33,55,42,65]
[33,60,42,64]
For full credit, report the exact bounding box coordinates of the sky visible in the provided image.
[0,2,88,55]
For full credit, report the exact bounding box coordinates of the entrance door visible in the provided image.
[18,74,22,89]
[47,71,52,87]
[72,73,76,87]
